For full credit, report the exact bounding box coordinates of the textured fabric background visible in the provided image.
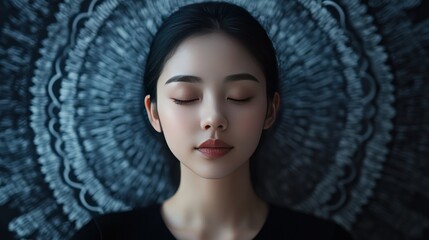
[1,0,428,239]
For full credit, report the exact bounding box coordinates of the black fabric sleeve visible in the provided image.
[70,219,102,240]
[333,224,354,240]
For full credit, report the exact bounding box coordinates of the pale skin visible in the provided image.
[144,32,280,240]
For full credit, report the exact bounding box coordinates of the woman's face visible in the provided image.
[145,32,276,179]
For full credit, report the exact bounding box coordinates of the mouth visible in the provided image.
[195,147,233,159]
[197,138,233,148]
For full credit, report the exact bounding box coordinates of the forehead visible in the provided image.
[158,32,265,85]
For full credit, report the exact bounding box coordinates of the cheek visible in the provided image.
[229,102,266,142]
[159,106,196,134]
[157,103,198,156]
[233,97,266,124]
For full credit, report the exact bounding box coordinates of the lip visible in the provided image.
[197,139,233,148]
[197,148,232,159]
[195,139,233,159]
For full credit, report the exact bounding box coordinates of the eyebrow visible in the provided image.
[164,73,260,85]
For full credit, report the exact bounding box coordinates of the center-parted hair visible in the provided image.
[143,1,279,105]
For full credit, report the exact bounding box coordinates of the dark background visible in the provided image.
[1,0,429,239]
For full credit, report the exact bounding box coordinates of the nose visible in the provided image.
[200,101,228,131]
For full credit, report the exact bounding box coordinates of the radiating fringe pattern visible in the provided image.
[350,0,429,239]
[1,1,78,239]
[0,0,428,239]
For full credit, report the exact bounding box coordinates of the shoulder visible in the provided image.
[264,204,354,240]
[70,204,164,240]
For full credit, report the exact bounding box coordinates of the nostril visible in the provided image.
[204,125,223,130]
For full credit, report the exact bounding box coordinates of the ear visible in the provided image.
[144,95,162,133]
[264,92,280,130]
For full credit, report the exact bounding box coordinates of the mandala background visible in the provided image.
[1,0,428,239]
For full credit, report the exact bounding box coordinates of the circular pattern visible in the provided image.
[35,0,390,228]
[1,0,428,239]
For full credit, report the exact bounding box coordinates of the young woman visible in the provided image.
[72,1,354,239]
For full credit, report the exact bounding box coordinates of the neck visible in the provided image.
[164,161,266,228]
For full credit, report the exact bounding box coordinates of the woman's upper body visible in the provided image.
[71,202,354,240]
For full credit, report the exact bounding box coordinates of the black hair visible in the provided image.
[142,1,280,191]
[144,1,279,105]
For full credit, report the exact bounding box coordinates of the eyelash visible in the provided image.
[172,97,252,105]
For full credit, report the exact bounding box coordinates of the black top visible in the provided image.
[71,203,354,240]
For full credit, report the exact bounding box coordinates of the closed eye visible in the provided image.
[172,97,252,105]
[228,97,252,102]
[172,98,199,105]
